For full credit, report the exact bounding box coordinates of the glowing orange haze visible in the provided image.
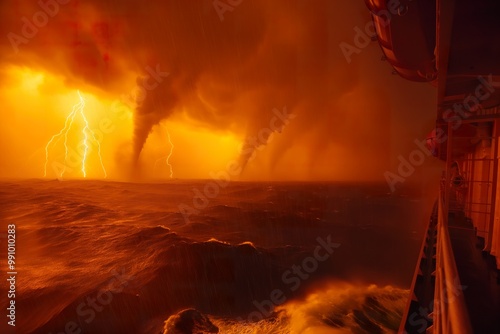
[0,0,435,182]
[0,67,244,180]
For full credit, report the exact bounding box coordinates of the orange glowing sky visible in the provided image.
[0,0,437,182]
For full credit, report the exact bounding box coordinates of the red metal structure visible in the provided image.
[365,0,437,82]
[365,0,500,333]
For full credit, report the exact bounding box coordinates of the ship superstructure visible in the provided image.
[365,0,500,333]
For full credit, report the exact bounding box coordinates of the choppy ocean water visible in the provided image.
[0,180,431,334]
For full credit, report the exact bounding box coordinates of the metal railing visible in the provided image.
[433,188,472,334]
[398,205,436,334]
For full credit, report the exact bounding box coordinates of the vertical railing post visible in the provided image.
[485,124,498,252]
[445,123,453,226]
[435,187,473,334]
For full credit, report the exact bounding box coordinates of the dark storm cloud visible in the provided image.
[1,0,398,179]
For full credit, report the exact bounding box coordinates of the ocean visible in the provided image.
[0,180,431,334]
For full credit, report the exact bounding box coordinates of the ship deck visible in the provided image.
[447,207,500,333]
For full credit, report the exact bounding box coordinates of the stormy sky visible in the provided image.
[0,0,438,182]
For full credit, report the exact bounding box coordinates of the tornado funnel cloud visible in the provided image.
[132,79,178,166]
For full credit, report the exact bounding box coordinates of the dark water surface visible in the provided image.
[0,180,431,333]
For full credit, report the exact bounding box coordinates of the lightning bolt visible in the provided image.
[44,90,107,179]
[44,97,80,178]
[154,125,174,179]
[78,91,107,178]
